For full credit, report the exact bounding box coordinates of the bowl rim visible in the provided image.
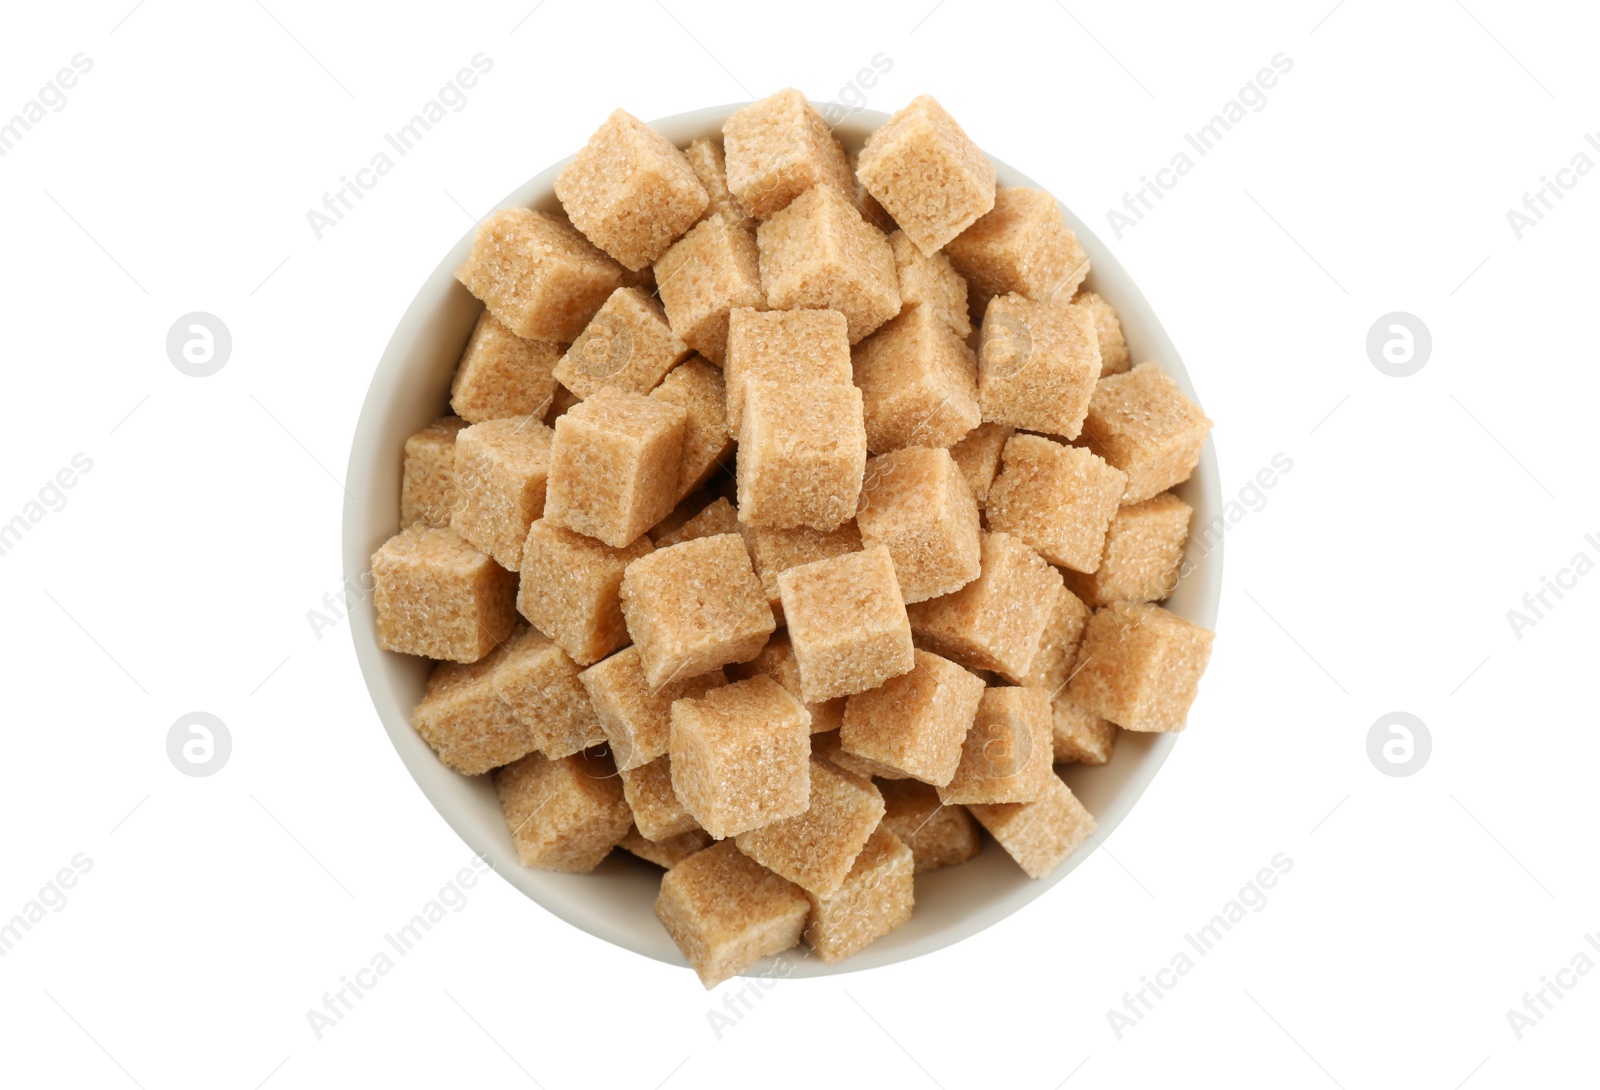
[342,100,1223,979]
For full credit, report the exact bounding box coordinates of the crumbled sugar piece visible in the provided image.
[946,422,1011,508]
[649,355,734,501]
[1074,290,1130,375]
[619,755,702,841]
[889,228,971,338]
[802,825,914,962]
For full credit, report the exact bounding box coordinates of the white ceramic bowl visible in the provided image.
[343,103,1222,978]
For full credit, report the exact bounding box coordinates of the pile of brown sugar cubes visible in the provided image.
[372,90,1215,986]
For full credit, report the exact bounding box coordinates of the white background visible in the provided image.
[1,1,1595,1086]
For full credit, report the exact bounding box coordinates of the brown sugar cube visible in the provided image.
[812,729,907,781]
[619,825,714,868]
[1075,290,1130,376]
[653,494,740,548]
[969,775,1096,879]
[722,88,855,219]
[778,545,916,703]
[855,94,997,256]
[1067,602,1214,732]
[450,312,561,425]
[683,136,748,225]
[1063,492,1193,607]
[853,304,981,453]
[728,633,846,734]
[723,307,852,437]
[490,626,608,760]
[372,524,517,663]
[737,380,866,532]
[947,422,1012,508]
[655,840,809,988]
[619,755,701,841]
[545,382,581,424]
[1080,363,1214,504]
[456,208,624,343]
[495,750,631,872]
[889,228,971,339]
[735,758,885,896]
[649,356,734,501]
[840,648,985,785]
[580,645,728,770]
[938,687,1055,805]
[451,416,555,570]
[906,531,1060,682]
[1019,581,1091,694]
[856,446,981,603]
[400,416,467,528]
[554,287,690,400]
[739,522,862,624]
[985,434,1126,573]
[669,676,812,838]
[517,518,653,665]
[978,293,1101,439]
[545,388,686,548]
[554,108,709,271]
[944,187,1090,317]
[756,184,902,344]
[803,825,914,962]
[848,147,896,234]
[1052,695,1117,765]
[879,779,981,873]
[653,213,765,365]
[620,533,776,690]
[411,644,533,774]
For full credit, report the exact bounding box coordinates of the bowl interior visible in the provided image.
[342,104,1222,978]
